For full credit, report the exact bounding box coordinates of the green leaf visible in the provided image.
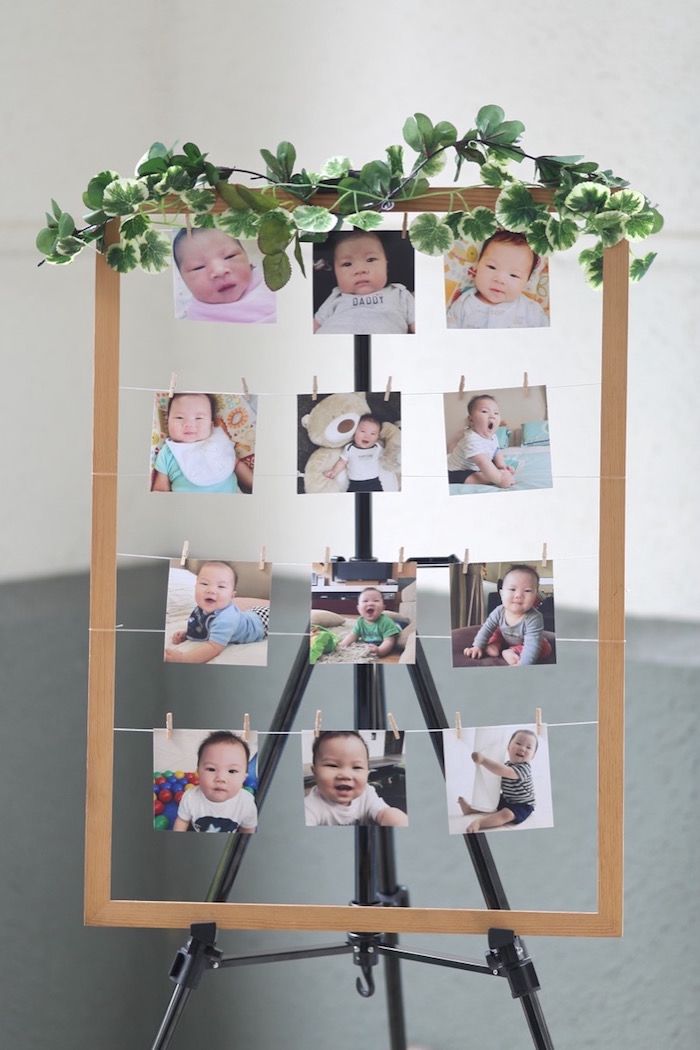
[564,182,611,215]
[148,142,170,160]
[121,214,150,240]
[403,113,435,153]
[231,184,278,214]
[43,252,74,265]
[385,145,404,178]
[579,245,604,287]
[408,213,454,255]
[433,120,457,145]
[344,211,384,231]
[526,220,552,257]
[215,208,260,239]
[82,170,120,210]
[421,152,447,177]
[605,189,644,215]
[262,250,292,290]
[51,199,62,220]
[276,141,297,181]
[488,120,525,145]
[458,207,497,242]
[194,213,216,229]
[480,162,508,187]
[495,181,547,232]
[136,157,169,177]
[36,227,58,255]
[630,251,657,281]
[138,229,171,272]
[545,215,579,251]
[359,160,392,196]
[292,205,337,233]
[319,156,351,180]
[588,209,627,247]
[443,212,463,236]
[82,209,108,227]
[57,212,74,238]
[260,148,285,182]
[399,175,430,200]
[106,241,139,273]
[55,235,83,256]
[155,165,194,193]
[624,207,660,241]
[183,142,202,161]
[293,234,306,277]
[475,105,505,136]
[215,181,250,210]
[257,209,295,253]
[179,188,217,214]
[101,178,149,217]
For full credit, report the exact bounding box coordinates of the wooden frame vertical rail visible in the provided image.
[84,196,627,935]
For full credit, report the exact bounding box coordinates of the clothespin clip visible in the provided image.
[462,549,469,574]
[166,712,173,740]
[168,372,177,399]
[397,546,405,575]
[523,371,530,396]
[241,377,249,396]
[458,375,466,399]
[541,542,548,567]
[314,709,323,738]
[323,546,331,578]
[455,711,462,739]
[312,376,318,402]
[185,212,193,237]
[384,376,392,401]
[401,211,408,238]
[242,713,250,743]
[259,546,266,571]
[180,540,190,567]
[387,712,401,740]
[535,707,543,736]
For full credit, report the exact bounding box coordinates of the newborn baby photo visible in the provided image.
[172,227,276,323]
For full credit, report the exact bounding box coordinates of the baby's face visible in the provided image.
[194,563,236,613]
[501,570,539,615]
[473,240,534,305]
[507,732,537,764]
[353,419,381,448]
[357,589,384,622]
[334,235,388,295]
[468,398,500,437]
[197,740,248,803]
[177,230,253,304]
[167,394,213,443]
[312,736,369,806]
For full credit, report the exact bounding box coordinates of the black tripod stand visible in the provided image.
[151,337,554,1050]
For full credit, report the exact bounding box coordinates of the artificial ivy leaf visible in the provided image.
[155,165,194,193]
[488,145,525,165]
[136,157,169,177]
[385,145,405,178]
[262,250,292,290]
[260,148,285,182]
[421,152,447,177]
[232,184,278,214]
[101,178,149,217]
[579,245,604,287]
[51,199,62,220]
[400,175,430,200]
[257,209,295,253]
[459,207,498,243]
[215,209,260,239]
[121,214,150,240]
[106,241,139,273]
[319,156,352,180]
[495,182,547,232]
[588,209,627,247]
[630,251,657,281]
[82,170,120,209]
[545,215,579,251]
[480,162,508,187]
[443,212,463,236]
[605,189,644,216]
[45,212,57,229]
[433,121,457,146]
[216,181,249,210]
[414,112,435,148]
[475,105,505,136]
[624,208,659,241]
[292,205,337,233]
[57,212,75,238]
[138,229,171,272]
[564,182,610,215]
[345,211,384,231]
[183,142,203,161]
[43,252,74,265]
[408,213,454,255]
[293,234,306,277]
[526,220,552,257]
[55,235,82,256]
[179,188,217,214]
[276,141,297,181]
[649,207,664,235]
[287,170,319,202]
[36,227,58,255]
[359,160,392,196]
[488,120,525,145]
[194,213,216,229]
[148,142,170,160]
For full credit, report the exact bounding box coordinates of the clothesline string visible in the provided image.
[115,721,598,735]
[91,626,606,643]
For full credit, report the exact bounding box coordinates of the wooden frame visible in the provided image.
[85,189,626,936]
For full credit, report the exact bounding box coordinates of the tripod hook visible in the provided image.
[355,965,375,997]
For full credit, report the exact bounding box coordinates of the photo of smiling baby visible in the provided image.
[172,227,276,324]
[444,231,549,329]
[163,558,271,667]
[301,729,408,827]
[150,390,257,494]
[312,230,415,335]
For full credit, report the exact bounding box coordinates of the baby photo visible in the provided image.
[443,723,553,835]
[153,727,259,833]
[150,390,257,494]
[444,231,550,329]
[163,558,271,667]
[312,230,415,335]
[443,386,552,495]
[309,559,417,666]
[450,560,556,668]
[301,729,408,827]
[297,390,402,494]
[172,227,276,324]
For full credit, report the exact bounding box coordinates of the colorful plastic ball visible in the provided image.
[174,770,185,780]
[154,815,170,831]
[164,801,179,824]
[163,770,174,778]
[155,776,166,785]
[158,789,173,804]
[154,800,164,815]
[174,790,184,802]
[186,772,196,782]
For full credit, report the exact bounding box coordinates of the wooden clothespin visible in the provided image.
[541,542,548,567]
[241,377,249,396]
[242,713,251,743]
[165,712,173,740]
[397,546,405,575]
[180,540,190,567]
[323,546,331,578]
[185,212,193,237]
[384,376,392,401]
[458,375,466,399]
[168,372,177,399]
[387,712,401,740]
[462,549,469,574]
[312,376,318,402]
[314,709,322,738]
[401,211,408,238]
[535,707,543,736]
[523,371,530,396]
[455,711,462,739]
[259,546,266,571]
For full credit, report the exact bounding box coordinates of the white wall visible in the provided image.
[2,0,698,619]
